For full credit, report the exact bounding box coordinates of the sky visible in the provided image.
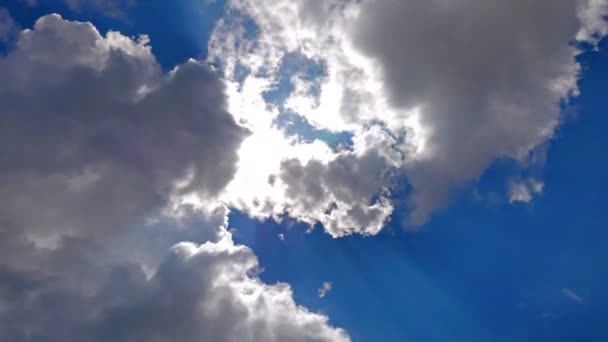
[0,1,607,341]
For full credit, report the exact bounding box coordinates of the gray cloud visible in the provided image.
[0,14,246,243]
[208,0,607,234]
[351,0,606,225]
[0,13,348,341]
[280,148,395,237]
[0,230,349,342]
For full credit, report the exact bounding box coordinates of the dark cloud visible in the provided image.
[352,0,606,224]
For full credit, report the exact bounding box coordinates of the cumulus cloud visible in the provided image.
[208,1,411,236]
[0,220,349,342]
[351,0,608,224]
[0,13,246,244]
[279,149,394,237]
[0,13,347,341]
[209,0,608,234]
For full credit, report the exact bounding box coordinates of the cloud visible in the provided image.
[208,5,409,236]
[508,179,544,204]
[318,281,333,298]
[209,0,608,233]
[0,220,349,342]
[0,13,247,244]
[561,288,584,303]
[279,148,394,237]
[351,0,607,224]
[0,7,17,41]
[0,13,348,341]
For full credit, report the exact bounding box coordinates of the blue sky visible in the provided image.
[2,1,608,342]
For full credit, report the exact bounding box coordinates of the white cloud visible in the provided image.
[279,151,394,237]
[209,0,608,233]
[508,179,544,204]
[577,0,608,44]
[208,1,412,236]
[561,288,584,303]
[0,213,350,342]
[0,13,348,341]
[318,281,333,298]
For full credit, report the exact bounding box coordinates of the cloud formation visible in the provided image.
[210,0,608,234]
[208,1,410,236]
[0,13,246,243]
[0,12,348,341]
[0,227,349,342]
[279,149,395,237]
[352,0,606,224]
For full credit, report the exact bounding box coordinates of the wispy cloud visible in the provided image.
[509,178,544,204]
[561,288,584,303]
[318,281,333,298]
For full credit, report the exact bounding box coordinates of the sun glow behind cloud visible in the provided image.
[207,0,608,235]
